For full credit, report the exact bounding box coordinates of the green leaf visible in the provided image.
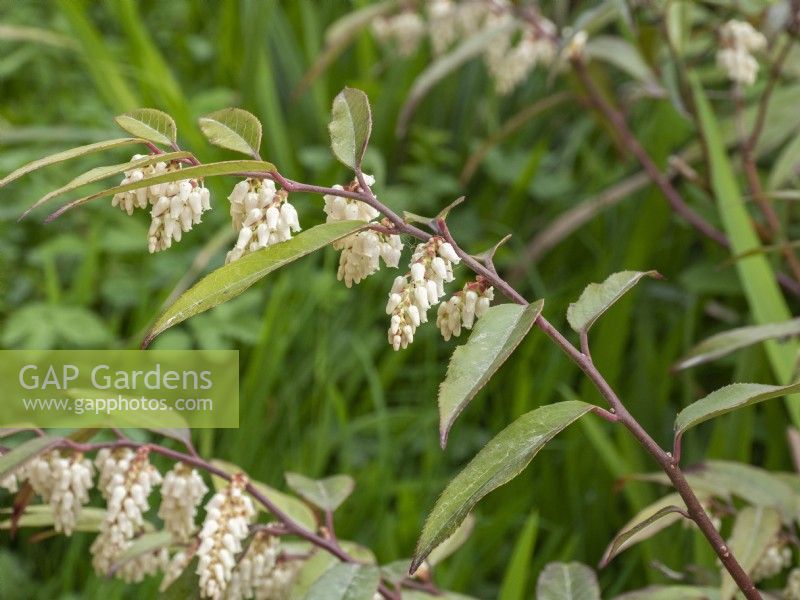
[305,563,380,600]
[0,435,60,479]
[397,21,515,137]
[198,108,263,157]
[20,151,192,219]
[110,531,172,573]
[411,401,593,572]
[114,108,177,145]
[438,300,544,447]
[285,472,355,512]
[0,138,147,189]
[613,586,721,600]
[427,513,475,567]
[585,36,660,88]
[210,459,318,533]
[290,552,340,599]
[535,562,601,600]
[674,318,800,370]
[675,382,800,443]
[691,75,800,427]
[46,160,276,222]
[0,505,108,532]
[328,87,372,169]
[567,271,659,334]
[720,506,781,599]
[143,221,365,346]
[600,494,688,567]
[633,460,797,523]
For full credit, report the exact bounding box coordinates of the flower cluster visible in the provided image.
[323,175,403,287]
[224,531,283,599]
[111,155,211,253]
[90,447,164,579]
[751,539,792,582]
[0,471,18,493]
[717,20,767,86]
[372,1,561,95]
[196,474,256,599]
[436,279,494,341]
[484,12,558,95]
[25,451,94,535]
[158,463,208,542]
[226,179,301,263]
[385,237,461,350]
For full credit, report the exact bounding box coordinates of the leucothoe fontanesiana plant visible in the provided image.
[4,2,800,598]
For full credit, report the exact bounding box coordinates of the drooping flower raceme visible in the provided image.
[223,531,282,599]
[0,471,19,493]
[483,13,557,95]
[324,176,403,287]
[111,155,211,253]
[196,474,255,600]
[436,280,494,341]
[372,10,426,56]
[717,20,767,86]
[785,568,800,600]
[24,450,94,535]
[158,463,209,542]
[226,179,301,263]
[385,237,461,350]
[90,447,164,579]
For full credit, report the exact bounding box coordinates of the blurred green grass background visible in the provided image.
[0,1,791,598]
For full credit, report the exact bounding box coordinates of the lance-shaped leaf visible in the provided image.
[675,382,800,445]
[438,300,544,447]
[721,506,781,599]
[0,505,108,532]
[199,108,263,157]
[285,472,355,512]
[114,108,177,145]
[0,435,60,479]
[20,151,192,219]
[567,271,660,334]
[600,494,689,567]
[613,586,722,600]
[329,87,372,169]
[0,138,147,188]
[143,221,365,346]
[674,317,800,370]
[109,531,172,574]
[536,562,601,600]
[411,401,593,572]
[46,160,276,222]
[305,563,381,600]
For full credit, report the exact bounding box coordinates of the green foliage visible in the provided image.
[720,507,781,599]
[438,300,543,446]
[305,563,381,600]
[143,221,366,346]
[0,435,60,479]
[113,108,177,146]
[328,87,372,170]
[412,401,592,572]
[198,108,263,158]
[566,271,660,334]
[285,472,355,512]
[535,562,601,600]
